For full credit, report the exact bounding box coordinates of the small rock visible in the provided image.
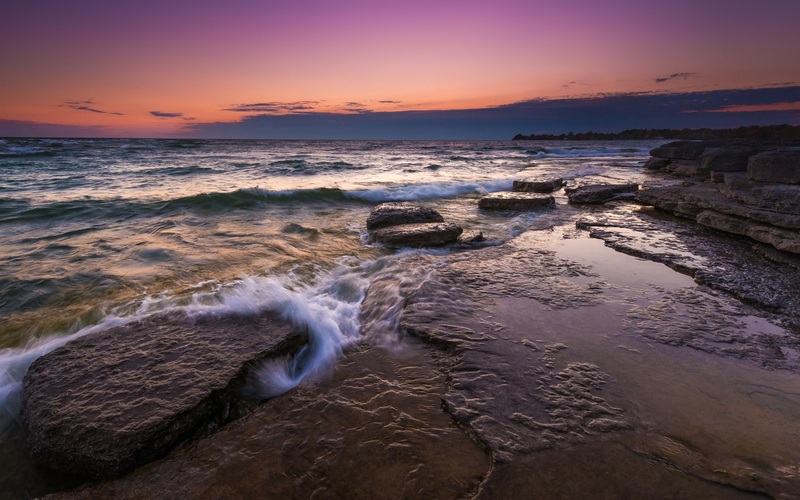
[366,203,444,230]
[565,183,639,204]
[478,192,554,210]
[370,222,463,248]
[512,177,564,193]
[456,230,485,245]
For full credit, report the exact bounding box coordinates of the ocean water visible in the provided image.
[0,137,656,441]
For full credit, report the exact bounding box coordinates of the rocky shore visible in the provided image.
[638,140,800,254]
[15,138,800,498]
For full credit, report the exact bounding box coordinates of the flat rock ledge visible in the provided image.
[565,183,639,204]
[365,202,444,230]
[640,139,800,254]
[512,177,564,193]
[371,221,463,248]
[366,203,463,247]
[22,312,304,479]
[479,192,554,210]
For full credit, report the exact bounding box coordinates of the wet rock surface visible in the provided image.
[478,191,555,210]
[53,345,491,499]
[370,221,463,247]
[512,177,564,193]
[365,202,444,230]
[565,182,639,204]
[22,312,304,479]
[642,139,800,253]
[575,206,800,322]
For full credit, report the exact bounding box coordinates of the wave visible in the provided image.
[344,179,513,202]
[147,165,217,176]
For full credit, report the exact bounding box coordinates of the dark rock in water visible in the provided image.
[650,141,713,160]
[366,203,444,230]
[565,183,639,204]
[22,312,304,479]
[748,149,800,184]
[478,192,554,210]
[644,157,671,170]
[697,145,757,172]
[512,177,564,193]
[456,230,486,246]
[370,222,463,247]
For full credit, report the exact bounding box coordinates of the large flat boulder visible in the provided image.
[370,222,463,247]
[698,145,758,172]
[748,149,800,184]
[566,183,639,204]
[366,203,444,230]
[478,192,554,210]
[22,312,304,479]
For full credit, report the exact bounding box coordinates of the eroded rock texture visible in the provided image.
[22,312,304,478]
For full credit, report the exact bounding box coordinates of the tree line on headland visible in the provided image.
[512,124,800,141]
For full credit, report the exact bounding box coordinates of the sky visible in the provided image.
[1,0,799,139]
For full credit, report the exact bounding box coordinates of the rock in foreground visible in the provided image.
[479,192,554,210]
[370,222,463,247]
[365,202,444,230]
[22,312,304,479]
[566,183,639,204]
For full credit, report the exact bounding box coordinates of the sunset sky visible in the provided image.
[2,0,799,138]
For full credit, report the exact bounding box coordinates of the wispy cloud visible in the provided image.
[150,111,196,121]
[61,99,124,115]
[150,111,182,118]
[223,101,321,114]
[378,100,402,104]
[655,72,698,84]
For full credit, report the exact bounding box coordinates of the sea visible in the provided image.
[0,137,658,490]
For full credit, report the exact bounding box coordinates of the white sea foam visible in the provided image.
[0,316,131,440]
[345,178,513,202]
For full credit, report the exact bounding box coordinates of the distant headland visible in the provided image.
[512,124,800,141]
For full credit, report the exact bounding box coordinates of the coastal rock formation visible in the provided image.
[22,312,304,478]
[512,177,564,193]
[565,183,639,204]
[639,140,800,254]
[366,203,463,247]
[370,222,463,248]
[365,202,444,230]
[478,192,554,210]
[748,149,800,184]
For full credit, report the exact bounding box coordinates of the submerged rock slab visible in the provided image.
[478,192,554,210]
[22,312,304,479]
[566,183,639,204]
[370,222,463,247]
[365,202,444,230]
[512,177,564,193]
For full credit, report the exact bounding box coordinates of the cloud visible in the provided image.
[379,100,402,104]
[150,111,183,118]
[223,101,321,114]
[655,72,698,84]
[183,86,800,140]
[61,99,124,115]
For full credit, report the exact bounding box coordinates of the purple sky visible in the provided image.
[1,0,799,137]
